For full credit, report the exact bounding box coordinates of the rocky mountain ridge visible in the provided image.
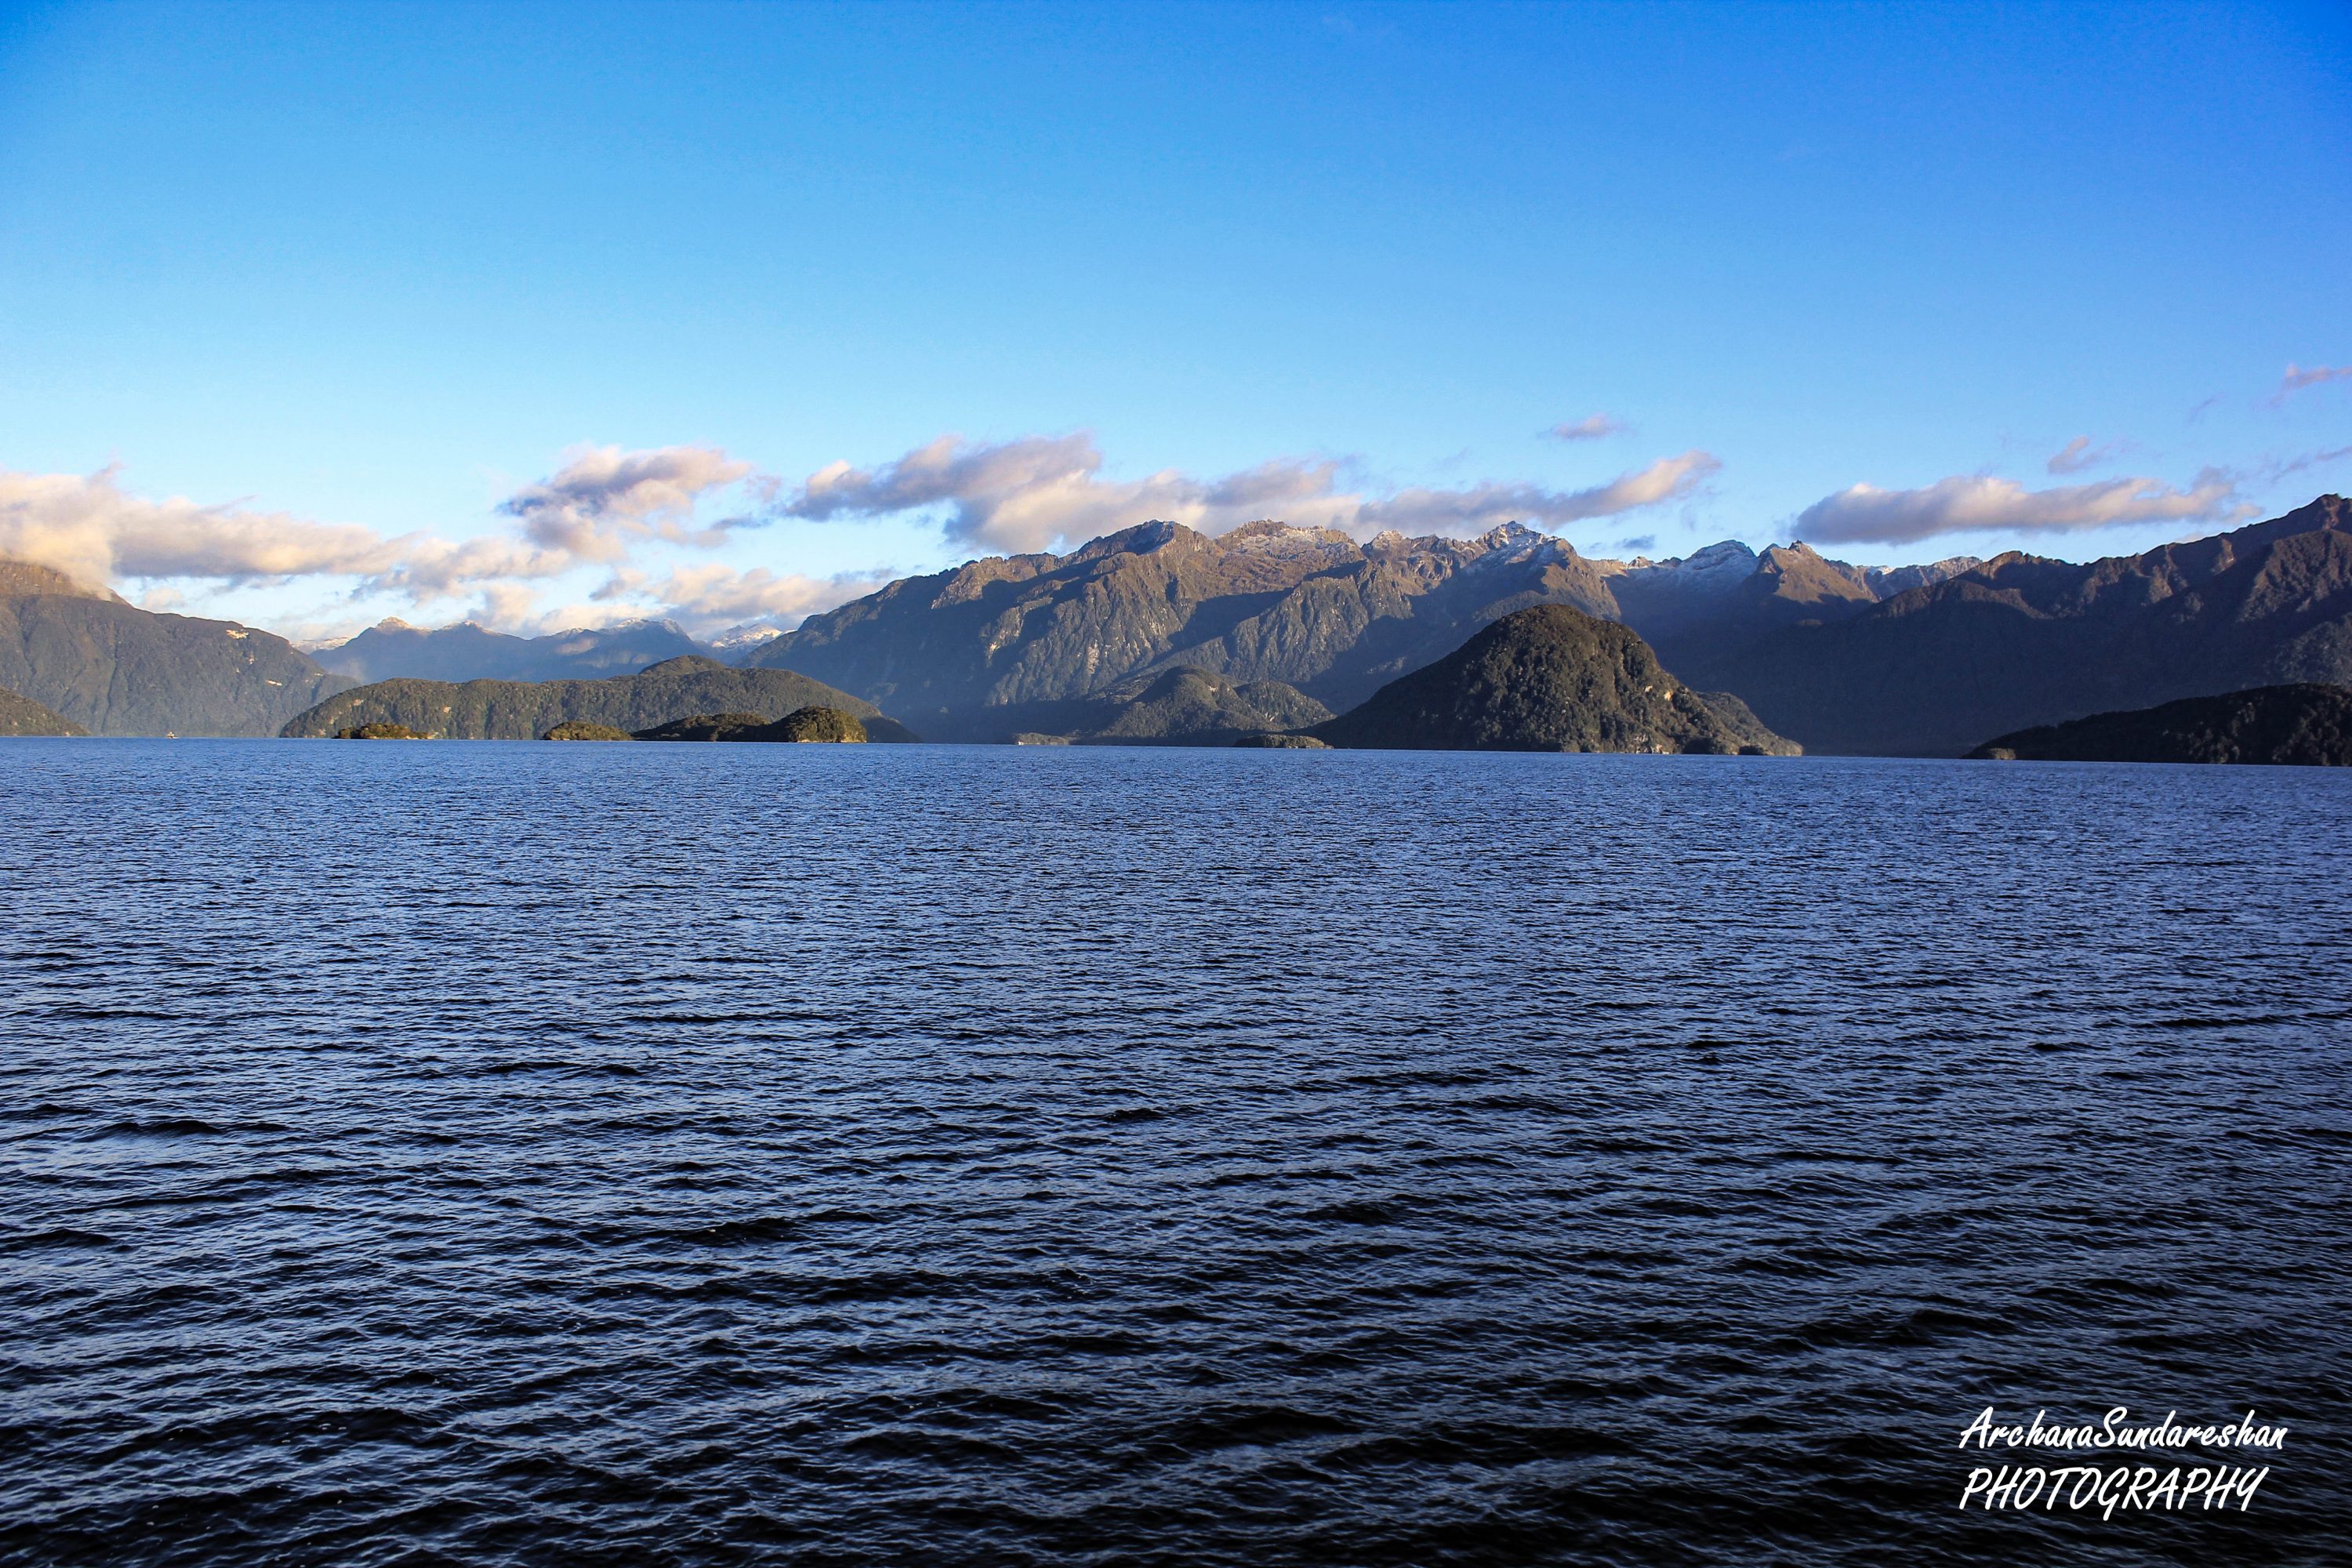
[742,496,2349,756]
[1702,495,2352,754]
[746,516,1973,738]
[12,492,2346,753]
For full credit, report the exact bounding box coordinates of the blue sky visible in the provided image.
[0,0,2347,638]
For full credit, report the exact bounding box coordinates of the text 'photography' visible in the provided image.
[1,4,2348,1566]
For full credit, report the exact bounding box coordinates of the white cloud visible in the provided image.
[2261,444,2352,484]
[784,433,1205,554]
[1547,414,1627,441]
[0,466,410,589]
[1796,470,2243,546]
[364,534,577,599]
[0,448,774,632]
[463,583,557,633]
[498,444,762,560]
[779,432,1717,554]
[1359,452,1721,533]
[2045,436,2122,475]
[2278,363,2352,398]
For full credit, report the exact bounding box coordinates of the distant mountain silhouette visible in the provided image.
[0,684,87,736]
[1608,539,1980,673]
[1700,495,2352,755]
[1968,684,2352,765]
[281,655,880,739]
[0,557,353,735]
[1311,605,1799,754]
[315,617,712,683]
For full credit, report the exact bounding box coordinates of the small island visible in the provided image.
[632,706,870,743]
[629,712,773,741]
[543,721,634,741]
[764,706,867,742]
[1305,605,1800,755]
[1967,684,2352,765]
[336,722,424,739]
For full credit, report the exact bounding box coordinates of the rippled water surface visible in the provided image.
[2,741,2349,1566]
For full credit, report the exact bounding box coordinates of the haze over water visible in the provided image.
[2,742,2347,1565]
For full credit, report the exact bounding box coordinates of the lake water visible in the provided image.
[2,741,2347,1566]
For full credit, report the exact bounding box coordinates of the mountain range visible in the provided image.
[744,496,2350,754]
[735,517,1980,741]
[747,519,1628,732]
[1699,494,2352,754]
[6,492,2347,753]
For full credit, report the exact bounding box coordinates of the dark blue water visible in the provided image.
[2,742,2347,1566]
